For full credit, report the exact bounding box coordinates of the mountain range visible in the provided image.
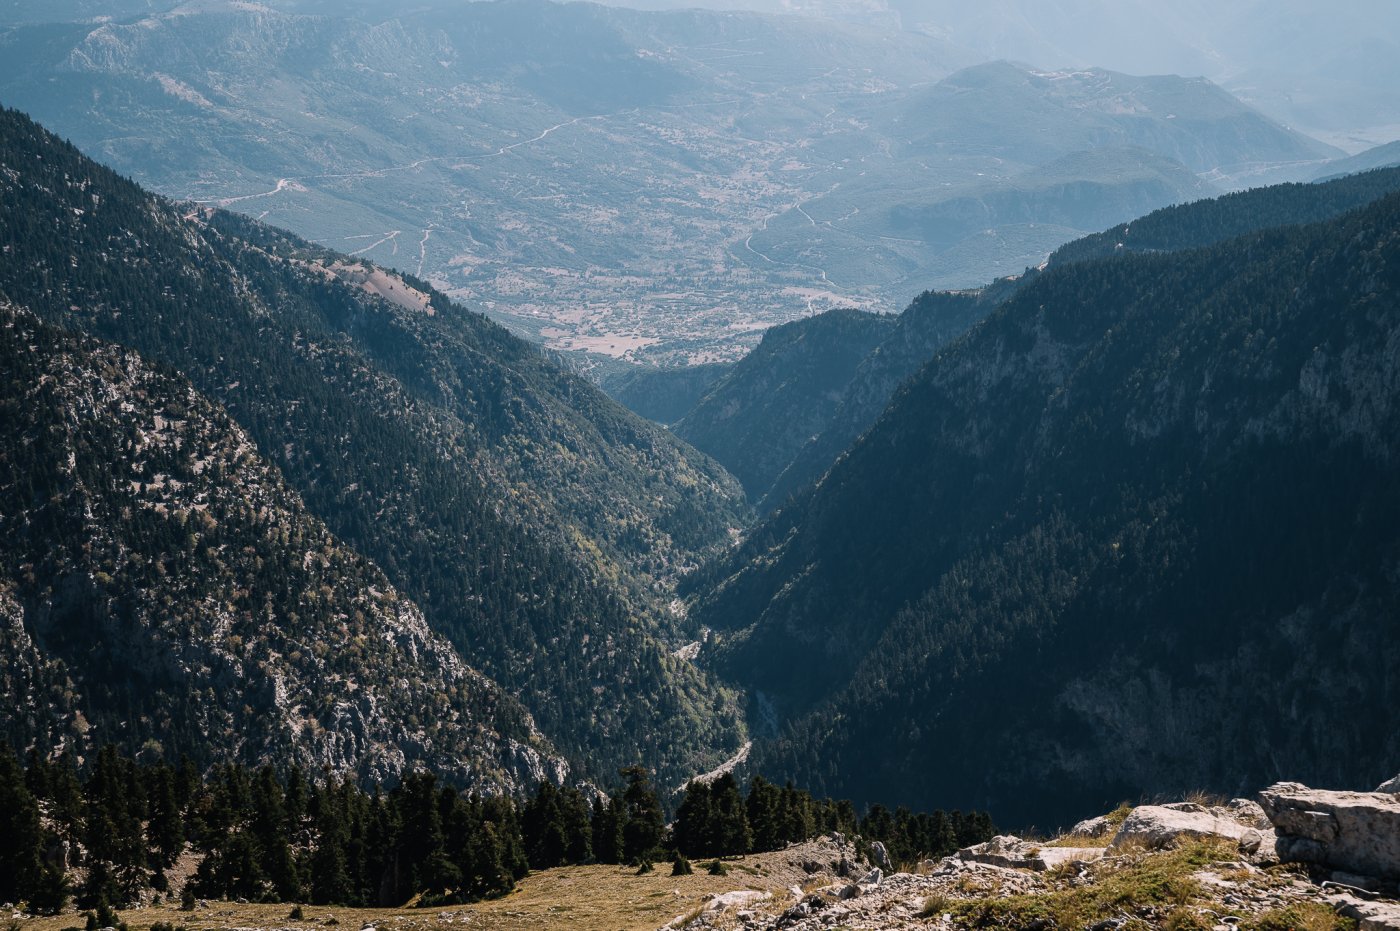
[3,19,1400,834]
[0,0,1372,364]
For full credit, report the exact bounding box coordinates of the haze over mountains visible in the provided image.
[2,0,1386,365]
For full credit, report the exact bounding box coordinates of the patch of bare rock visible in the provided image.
[668,776,1400,931]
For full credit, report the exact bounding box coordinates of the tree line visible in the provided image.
[0,747,993,913]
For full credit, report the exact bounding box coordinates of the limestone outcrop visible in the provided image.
[1259,782,1400,879]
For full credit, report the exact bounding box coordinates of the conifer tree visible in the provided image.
[521,781,568,869]
[144,765,185,870]
[82,747,147,906]
[929,810,958,858]
[363,791,398,908]
[707,773,751,856]
[309,789,351,905]
[778,781,814,844]
[590,795,623,864]
[745,776,783,853]
[393,772,449,899]
[559,787,593,865]
[252,766,300,902]
[28,863,71,916]
[464,822,510,900]
[673,780,712,858]
[619,766,665,864]
[0,746,42,904]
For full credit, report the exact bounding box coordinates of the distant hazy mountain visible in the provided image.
[0,104,749,785]
[1311,141,1400,182]
[823,0,1400,149]
[686,171,1400,827]
[0,0,1338,362]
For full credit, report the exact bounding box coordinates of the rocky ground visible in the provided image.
[674,782,1400,931]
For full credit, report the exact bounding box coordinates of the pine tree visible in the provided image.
[363,792,398,908]
[521,782,568,869]
[745,776,783,853]
[619,766,664,864]
[778,781,814,844]
[252,767,300,902]
[309,789,351,905]
[0,746,43,904]
[464,822,510,900]
[559,787,592,865]
[28,864,71,916]
[144,765,184,870]
[707,773,751,856]
[590,795,623,865]
[673,780,712,858]
[929,810,958,858]
[392,771,448,899]
[84,745,148,904]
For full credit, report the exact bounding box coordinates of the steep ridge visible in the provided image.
[1050,165,1400,267]
[762,289,996,511]
[673,309,895,502]
[691,188,1400,826]
[599,361,731,427]
[0,105,748,784]
[0,302,564,790]
[764,167,1400,510]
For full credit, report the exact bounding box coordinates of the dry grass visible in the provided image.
[948,839,1239,931]
[1242,902,1357,931]
[14,862,781,931]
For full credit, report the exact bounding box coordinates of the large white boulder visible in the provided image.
[1259,782,1400,879]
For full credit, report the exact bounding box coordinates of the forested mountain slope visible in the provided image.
[0,303,563,790]
[673,310,895,502]
[599,361,731,427]
[690,189,1400,827]
[0,105,748,784]
[762,289,996,511]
